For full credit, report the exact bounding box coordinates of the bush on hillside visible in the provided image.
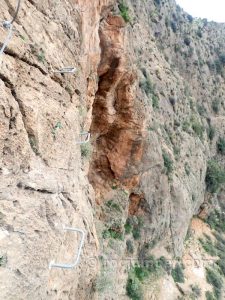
[205,160,225,193]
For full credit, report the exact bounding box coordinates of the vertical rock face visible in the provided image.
[89,14,144,196]
[1,0,225,299]
[124,0,225,258]
[0,0,114,299]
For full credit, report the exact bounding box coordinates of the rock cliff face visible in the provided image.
[1,0,225,299]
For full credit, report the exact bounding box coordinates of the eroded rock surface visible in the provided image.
[1,0,225,299]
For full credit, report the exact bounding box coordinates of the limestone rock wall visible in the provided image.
[1,0,225,299]
[0,0,113,299]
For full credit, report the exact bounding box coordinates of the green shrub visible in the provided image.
[162,152,173,175]
[0,256,3,266]
[37,50,45,63]
[102,222,124,240]
[139,77,159,109]
[152,94,159,109]
[208,125,215,141]
[199,236,217,256]
[140,67,147,78]
[173,146,180,160]
[174,44,181,53]
[171,21,177,33]
[214,232,225,245]
[192,119,204,139]
[197,104,206,116]
[214,242,225,259]
[52,121,62,139]
[182,120,190,132]
[19,34,26,41]
[206,268,223,299]
[215,60,223,75]
[212,99,220,113]
[65,85,73,95]
[29,136,39,155]
[205,160,225,193]
[216,259,225,276]
[190,284,201,298]
[184,37,191,46]
[0,255,7,267]
[219,54,225,65]
[144,255,161,275]
[126,256,165,300]
[105,200,121,212]
[207,210,225,232]
[187,14,193,22]
[125,216,144,239]
[154,0,161,5]
[217,137,225,155]
[171,263,185,283]
[126,255,164,300]
[126,239,134,254]
[124,217,133,234]
[196,28,203,38]
[205,291,216,300]
[118,2,130,23]
[134,264,149,282]
[111,184,117,190]
[169,97,176,107]
[158,256,171,274]
[126,273,143,300]
[132,217,144,240]
[132,226,141,240]
[80,143,92,158]
[108,228,123,240]
[139,78,154,96]
[165,17,169,27]
[185,162,191,176]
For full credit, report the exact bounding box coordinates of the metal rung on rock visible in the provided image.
[54,67,77,74]
[8,0,21,26]
[49,226,85,270]
[76,132,90,145]
[0,0,21,58]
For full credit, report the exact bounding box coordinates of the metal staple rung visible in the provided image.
[49,226,85,270]
[8,0,21,26]
[53,67,77,74]
[76,132,90,145]
[0,0,21,58]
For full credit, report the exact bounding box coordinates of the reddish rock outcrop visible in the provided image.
[89,15,145,198]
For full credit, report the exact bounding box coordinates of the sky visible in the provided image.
[176,0,225,23]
